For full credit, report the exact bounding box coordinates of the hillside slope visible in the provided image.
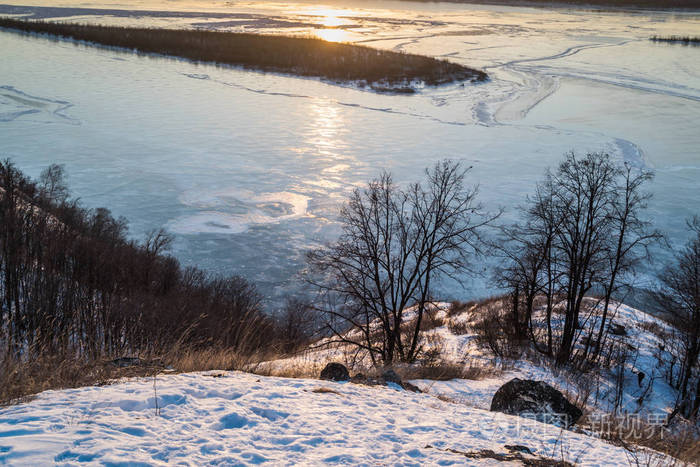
[0,371,668,465]
[261,300,681,419]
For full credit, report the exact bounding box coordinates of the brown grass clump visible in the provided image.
[0,353,161,406]
[447,297,502,318]
[396,360,500,381]
[0,346,273,406]
[167,347,247,373]
[470,297,527,359]
[399,307,446,336]
[419,310,446,332]
[250,360,325,379]
[637,320,669,340]
[397,362,466,381]
[447,319,471,335]
[311,387,342,395]
[0,18,487,89]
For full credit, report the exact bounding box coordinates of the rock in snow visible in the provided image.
[319,362,350,381]
[609,322,627,336]
[490,378,583,428]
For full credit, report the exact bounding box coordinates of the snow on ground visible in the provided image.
[0,370,667,465]
[0,300,683,465]
[416,302,680,419]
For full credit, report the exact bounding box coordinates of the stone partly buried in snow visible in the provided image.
[609,322,627,336]
[490,378,583,428]
[319,363,421,392]
[320,362,350,381]
[353,369,422,392]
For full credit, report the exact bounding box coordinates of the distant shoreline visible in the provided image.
[394,0,700,11]
[0,18,487,94]
[0,1,698,16]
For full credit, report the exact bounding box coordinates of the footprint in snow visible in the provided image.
[216,412,255,430]
[119,426,148,437]
[54,450,101,462]
[250,407,290,422]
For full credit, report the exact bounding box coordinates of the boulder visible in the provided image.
[319,362,350,381]
[490,378,582,428]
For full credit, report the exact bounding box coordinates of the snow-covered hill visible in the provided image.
[260,300,680,418]
[0,371,668,465]
[0,299,689,465]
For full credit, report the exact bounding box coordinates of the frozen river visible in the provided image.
[1,1,699,305]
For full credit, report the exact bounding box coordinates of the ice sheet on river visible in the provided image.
[0,0,698,303]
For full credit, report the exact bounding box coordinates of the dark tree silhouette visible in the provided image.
[656,217,700,420]
[308,161,499,365]
[0,159,282,366]
[496,152,659,366]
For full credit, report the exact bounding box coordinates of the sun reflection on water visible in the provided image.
[318,12,346,28]
[301,7,354,43]
[301,98,353,191]
[308,98,344,155]
[314,28,351,43]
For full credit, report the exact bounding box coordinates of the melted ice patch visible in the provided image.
[168,189,311,234]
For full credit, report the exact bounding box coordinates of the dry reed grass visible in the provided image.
[0,345,274,406]
[0,18,487,88]
[577,413,700,465]
[395,360,501,381]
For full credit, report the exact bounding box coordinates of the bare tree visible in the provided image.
[0,159,280,364]
[589,164,661,361]
[144,228,173,257]
[495,175,559,351]
[307,160,498,365]
[497,152,658,367]
[551,152,620,365]
[38,164,69,205]
[655,217,700,419]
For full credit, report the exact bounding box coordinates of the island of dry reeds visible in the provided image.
[0,18,487,92]
[650,35,700,45]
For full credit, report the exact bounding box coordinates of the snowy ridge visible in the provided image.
[0,371,668,465]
